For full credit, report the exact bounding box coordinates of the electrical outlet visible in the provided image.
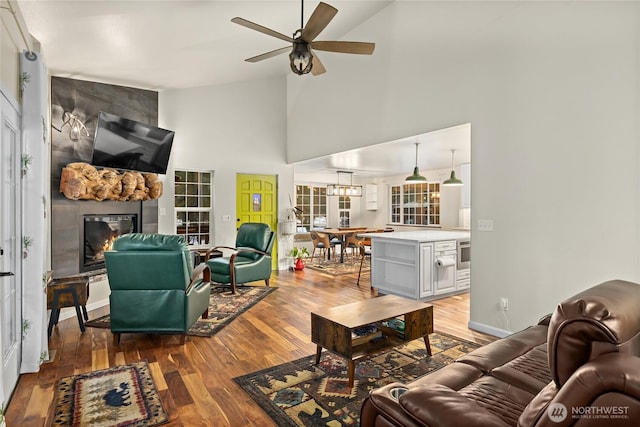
[500,297,509,311]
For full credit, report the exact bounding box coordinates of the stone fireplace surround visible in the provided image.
[50,196,158,279]
[50,76,159,279]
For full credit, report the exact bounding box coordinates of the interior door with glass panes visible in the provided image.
[1,93,22,404]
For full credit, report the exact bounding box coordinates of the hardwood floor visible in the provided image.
[6,266,496,426]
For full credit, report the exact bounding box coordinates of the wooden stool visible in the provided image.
[47,275,90,338]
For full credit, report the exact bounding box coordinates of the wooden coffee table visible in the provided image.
[311,295,433,387]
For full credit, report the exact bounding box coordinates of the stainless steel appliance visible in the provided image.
[457,239,470,270]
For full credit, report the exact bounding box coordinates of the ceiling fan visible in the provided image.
[231,0,375,76]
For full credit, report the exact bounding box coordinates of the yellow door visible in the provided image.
[236,174,278,269]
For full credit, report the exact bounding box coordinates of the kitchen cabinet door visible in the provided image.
[419,243,434,298]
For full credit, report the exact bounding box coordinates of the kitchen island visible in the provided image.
[360,230,470,301]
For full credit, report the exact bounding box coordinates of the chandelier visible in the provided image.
[327,171,362,197]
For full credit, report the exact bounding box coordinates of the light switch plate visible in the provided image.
[478,219,494,232]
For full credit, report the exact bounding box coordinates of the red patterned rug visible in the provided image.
[85,286,276,336]
[52,360,167,426]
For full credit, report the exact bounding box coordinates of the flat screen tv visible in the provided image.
[91,111,174,174]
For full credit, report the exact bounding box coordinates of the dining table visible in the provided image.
[323,228,385,263]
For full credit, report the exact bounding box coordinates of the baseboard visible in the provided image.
[467,320,512,338]
[56,297,109,322]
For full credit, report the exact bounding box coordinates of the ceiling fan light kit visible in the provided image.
[233,0,375,76]
[289,41,313,75]
[442,149,464,187]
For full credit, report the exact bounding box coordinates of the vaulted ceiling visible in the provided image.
[18,0,392,90]
[18,0,469,176]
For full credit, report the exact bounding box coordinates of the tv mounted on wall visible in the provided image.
[91,111,174,174]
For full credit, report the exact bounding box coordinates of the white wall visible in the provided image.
[159,76,295,269]
[1,4,23,100]
[287,1,640,333]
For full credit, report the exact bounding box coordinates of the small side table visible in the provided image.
[190,247,223,267]
[47,274,90,338]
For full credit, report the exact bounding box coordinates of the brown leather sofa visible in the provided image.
[361,280,640,426]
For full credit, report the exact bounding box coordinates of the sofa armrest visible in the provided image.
[363,382,512,427]
[518,352,640,426]
[186,263,210,294]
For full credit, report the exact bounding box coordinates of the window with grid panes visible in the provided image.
[389,182,440,226]
[175,170,212,245]
[296,185,327,231]
[338,196,351,227]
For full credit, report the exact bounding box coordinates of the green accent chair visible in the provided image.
[104,233,211,345]
[204,223,275,294]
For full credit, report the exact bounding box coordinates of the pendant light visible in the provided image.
[442,149,463,187]
[327,171,362,196]
[405,142,427,183]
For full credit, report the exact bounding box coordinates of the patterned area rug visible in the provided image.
[52,360,167,427]
[305,259,370,276]
[234,332,480,427]
[85,286,276,337]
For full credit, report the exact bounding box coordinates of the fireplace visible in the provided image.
[82,214,138,273]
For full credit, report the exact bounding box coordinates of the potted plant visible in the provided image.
[289,246,310,271]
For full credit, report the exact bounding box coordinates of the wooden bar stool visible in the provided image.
[47,274,90,338]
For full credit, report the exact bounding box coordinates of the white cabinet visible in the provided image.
[434,241,456,295]
[456,268,470,290]
[365,184,378,210]
[461,163,471,208]
[419,243,433,298]
[371,240,419,299]
[369,233,470,301]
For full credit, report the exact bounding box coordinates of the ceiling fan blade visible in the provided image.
[301,2,338,42]
[231,17,294,43]
[311,50,326,76]
[312,41,375,55]
[245,46,291,63]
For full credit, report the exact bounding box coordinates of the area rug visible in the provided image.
[52,360,167,427]
[306,259,369,276]
[233,332,480,427]
[85,286,276,337]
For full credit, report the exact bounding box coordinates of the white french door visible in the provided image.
[0,91,22,404]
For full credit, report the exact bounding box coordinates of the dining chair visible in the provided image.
[310,230,336,262]
[357,237,372,287]
[343,232,364,263]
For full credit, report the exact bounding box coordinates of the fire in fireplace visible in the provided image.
[83,214,138,272]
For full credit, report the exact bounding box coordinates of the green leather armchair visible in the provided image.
[205,223,275,294]
[104,233,211,345]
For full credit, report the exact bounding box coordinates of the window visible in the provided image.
[175,170,213,245]
[338,196,351,227]
[296,185,327,231]
[389,182,440,226]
